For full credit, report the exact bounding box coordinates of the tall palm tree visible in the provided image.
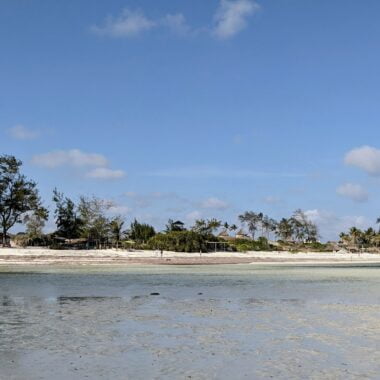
[363,227,376,246]
[276,218,293,242]
[349,227,362,245]
[229,224,238,233]
[376,218,380,233]
[109,216,125,249]
[239,212,260,240]
[261,215,276,239]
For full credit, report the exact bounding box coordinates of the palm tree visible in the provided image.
[192,218,221,235]
[239,211,260,240]
[207,218,222,234]
[363,227,376,247]
[109,216,125,249]
[376,218,380,233]
[349,227,362,245]
[276,218,293,242]
[261,216,277,239]
[229,224,238,233]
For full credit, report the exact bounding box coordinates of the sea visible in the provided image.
[0,264,379,379]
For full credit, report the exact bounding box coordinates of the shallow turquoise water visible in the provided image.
[0,265,380,379]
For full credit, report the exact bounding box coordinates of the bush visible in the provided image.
[230,237,273,252]
[147,231,212,253]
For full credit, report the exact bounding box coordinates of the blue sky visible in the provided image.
[2,0,380,240]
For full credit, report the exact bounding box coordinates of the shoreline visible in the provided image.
[1,248,380,266]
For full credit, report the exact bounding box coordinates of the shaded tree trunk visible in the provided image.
[3,226,9,247]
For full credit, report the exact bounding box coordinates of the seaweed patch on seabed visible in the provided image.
[57,296,121,303]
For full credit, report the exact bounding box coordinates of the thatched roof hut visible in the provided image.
[236,229,250,240]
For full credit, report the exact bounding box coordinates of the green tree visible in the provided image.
[276,218,293,241]
[165,219,185,232]
[376,218,380,233]
[78,196,113,247]
[24,208,49,241]
[289,209,319,243]
[52,188,83,238]
[229,224,238,233]
[238,211,261,239]
[191,218,221,235]
[109,216,125,248]
[127,219,156,243]
[349,227,362,245]
[0,155,47,247]
[261,215,277,239]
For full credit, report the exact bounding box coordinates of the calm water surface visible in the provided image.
[0,264,379,379]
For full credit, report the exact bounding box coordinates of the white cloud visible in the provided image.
[344,146,380,176]
[108,204,131,215]
[213,0,259,39]
[162,13,190,35]
[263,196,282,205]
[336,183,369,203]
[85,167,125,180]
[91,8,155,38]
[185,210,202,224]
[200,197,229,210]
[8,125,39,140]
[32,149,125,180]
[304,209,370,241]
[32,149,108,168]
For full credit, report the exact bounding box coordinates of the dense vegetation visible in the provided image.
[2,154,380,253]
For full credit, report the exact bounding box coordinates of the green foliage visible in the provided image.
[109,216,125,247]
[230,237,272,252]
[238,212,262,239]
[147,231,210,252]
[165,219,185,232]
[53,189,83,238]
[24,209,48,240]
[0,155,47,246]
[191,218,221,235]
[78,196,113,244]
[127,219,156,243]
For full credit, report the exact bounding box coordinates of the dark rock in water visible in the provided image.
[150,292,160,296]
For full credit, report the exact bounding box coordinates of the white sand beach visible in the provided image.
[1,248,380,266]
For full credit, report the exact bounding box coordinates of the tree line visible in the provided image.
[3,154,379,252]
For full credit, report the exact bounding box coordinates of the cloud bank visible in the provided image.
[32,149,125,180]
[91,9,155,37]
[213,0,259,39]
[8,125,39,140]
[91,1,259,40]
[336,183,369,203]
[344,146,380,176]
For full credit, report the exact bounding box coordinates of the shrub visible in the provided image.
[230,237,273,252]
[147,231,211,252]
